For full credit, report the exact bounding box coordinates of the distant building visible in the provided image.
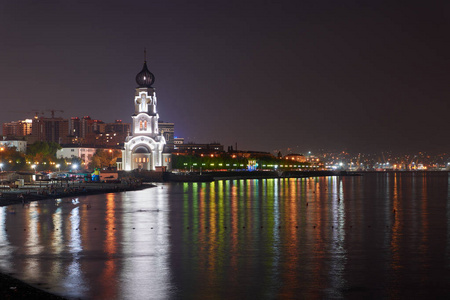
[57,147,97,167]
[284,153,307,162]
[28,116,69,144]
[158,122,174,150]
[172,143,224,156]
[2,119,33,137]
[68,117,81,137]
[229,150,275,159]
[0,138,27,153]
[92,131,128,147]
[3,114,130,148]
[176,143,224,152]
[106,120,129,134]
[67,117,130,147]
[174,137,184,149]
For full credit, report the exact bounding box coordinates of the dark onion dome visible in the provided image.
[135,61,155,87]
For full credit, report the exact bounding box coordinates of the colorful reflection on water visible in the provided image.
[0,173,449,299]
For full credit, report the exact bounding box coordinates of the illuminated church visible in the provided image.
[119,59,171,171]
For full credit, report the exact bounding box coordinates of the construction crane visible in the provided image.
[45,109,64,118]
[30,110,44,119]
[30,109,64,118]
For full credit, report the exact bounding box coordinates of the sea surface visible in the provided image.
[0,172,449,299]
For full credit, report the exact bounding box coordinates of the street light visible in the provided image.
[31,164,36,173]
[0,163,3,172]
[56,164,60,172]
[72,164,78,171]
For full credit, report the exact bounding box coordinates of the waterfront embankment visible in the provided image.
[0,180,154,207]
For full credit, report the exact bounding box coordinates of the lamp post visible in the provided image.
[56,164,60,172]
[71,164,78,186]
[31,164,37,183]
[0,163,3,172]
[109,149,113,168]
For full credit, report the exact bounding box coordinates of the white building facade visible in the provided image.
[0,139,27,153]
[120,60,171,171]
[57,147,97,166]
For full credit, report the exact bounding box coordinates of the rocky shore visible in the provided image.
[0,180,154,299]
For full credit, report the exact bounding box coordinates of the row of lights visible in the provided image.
[0,162,78,172]
[31,164,78,172]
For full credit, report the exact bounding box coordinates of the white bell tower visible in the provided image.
[121,53,171,171]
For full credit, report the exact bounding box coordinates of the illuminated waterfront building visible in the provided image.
[284,153,307,162]
[119,58,171,171]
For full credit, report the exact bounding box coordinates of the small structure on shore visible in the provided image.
[91,168,100,181]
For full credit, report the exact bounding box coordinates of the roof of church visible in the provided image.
[135,61,155,88]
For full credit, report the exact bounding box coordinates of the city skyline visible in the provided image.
[1,1,448,154]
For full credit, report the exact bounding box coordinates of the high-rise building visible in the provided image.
[28,117,69,144]
[2,119,32,137]
[69,117,81,137]
[3,116,130,147]
[158,122,174,150]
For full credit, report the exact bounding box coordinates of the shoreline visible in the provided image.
[0,181,155,207]
[0,181,155,299]
[0,272,67,299]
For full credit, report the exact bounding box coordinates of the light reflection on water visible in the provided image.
[0,173,449,299]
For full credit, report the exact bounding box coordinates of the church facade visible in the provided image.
[119,60,171,171]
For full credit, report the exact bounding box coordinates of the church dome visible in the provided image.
[135,62,155,87]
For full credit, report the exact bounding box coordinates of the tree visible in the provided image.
[27,141,61,166]
[89,149,121,169]
[0,146,27,171]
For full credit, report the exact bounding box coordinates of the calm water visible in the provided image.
[0,172,449,299]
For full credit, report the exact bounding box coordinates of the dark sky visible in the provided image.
[0,0,449,155]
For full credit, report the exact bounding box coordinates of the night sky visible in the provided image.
[1,1,448,155]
